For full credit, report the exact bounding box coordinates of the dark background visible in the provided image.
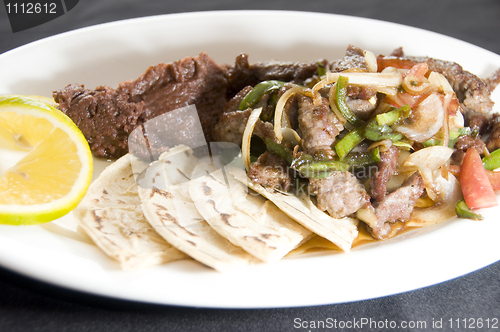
[1,1,500,331]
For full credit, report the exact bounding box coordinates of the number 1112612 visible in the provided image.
[6,2,57,14]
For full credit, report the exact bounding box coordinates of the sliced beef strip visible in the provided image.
[226,53,326,97]
[346,85,378,120]
[309,171,371,219]
[330,46,377,119]
[385,48,500,116]
[212,108,276,145]
[54,53,228,159]
[370,146,400,202]
[330,45,368,73]
[297,94,343,157]
[486,114,500,152]
[452,135,487,164]
[248,151,293,192]
[467,112,489,136]
[278,83,300,130]
[368,173,425,239]
[220,85,253,114]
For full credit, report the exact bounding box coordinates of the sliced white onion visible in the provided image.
[312,71,403,95]
[402,75,436,95]
[274,86,315,142]
[242,107,263,171]
[406,173,462,227]
[367,139,392,152]
[385,174,406,193]
[402,145,453,171]
[356,207,378,226]
[281,127,302,146]
[393,93,444,142]
[363,50,378,73]
[428,71,454,94]
[448,109,465,132]
[400,145,454,201]
[441,93,453,147]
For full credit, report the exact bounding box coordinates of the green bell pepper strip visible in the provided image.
[482,148,500,171]
[297,160,349,179]
[376,105,411,126]
[317,61,327,77]
[290,152,314,170]
[424,127,473,148]
[239,80,286,110]
[264,138,293,165]
[455,199,484,220]
[335,76,365,127]
[343,147,381,168]
[422,137,443,148]
[392,140,414,150]
[364,120,403,142]
[335,127,365,160]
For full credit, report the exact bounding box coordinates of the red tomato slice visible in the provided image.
[461,149,498,209]
[376,56,416,72]
[384,92,430,109]
[404,63,429,79]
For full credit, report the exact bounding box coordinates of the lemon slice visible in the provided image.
[0,95,93,225]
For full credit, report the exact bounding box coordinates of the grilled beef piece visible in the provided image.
[54,53,228,159]
[330,45,377,119]
[468,112,489,135]
[486,114,500,152]
[346,85,377,120]
[330,45,368,73]
[369,173,425,239]
[212,108,275,145]
[226,53,326,97]
[248,151,292,192]
[297,95,343,157]
[211,86,253,144]
[385,48,500,115]
[221,86,253,114]
[310,171,371,219]
[452,135,487,164]
[370,146,400,201]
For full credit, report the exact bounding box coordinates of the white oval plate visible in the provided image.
[1,11,500,309]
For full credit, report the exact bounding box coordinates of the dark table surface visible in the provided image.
[1,1,500,331]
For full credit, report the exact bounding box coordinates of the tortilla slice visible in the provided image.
[137,150,260,272]
[73,154,187,270]
[189,168,313,263]
[227,166,359,251]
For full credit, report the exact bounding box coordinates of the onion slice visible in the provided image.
[393,93,444,142]
[242,107,263,171]
[274,86,315,142]
[400,145,454,201]
[312,71,403,95]
[428,71,454,94]
[406,173,462,227]
[401,146,453,171]
[441,92,453,148]
[363,50,378,73]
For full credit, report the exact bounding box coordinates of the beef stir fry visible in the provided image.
[54,45,500,241]
[212,45,500,240]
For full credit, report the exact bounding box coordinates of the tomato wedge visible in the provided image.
[376,56,415,72]
[404,63,429,79]
[461,149,498,209]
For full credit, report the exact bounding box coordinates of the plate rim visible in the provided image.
[1,9,500,309]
